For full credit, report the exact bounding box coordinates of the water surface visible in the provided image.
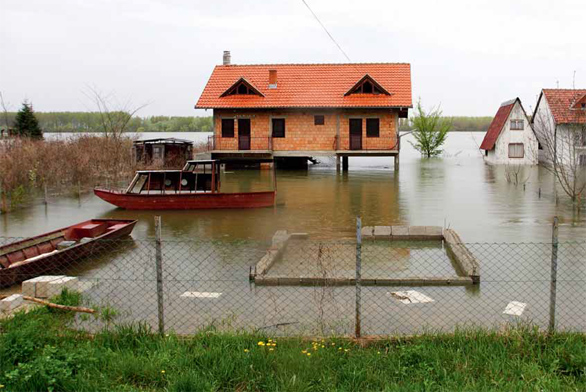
[2,131,584,242]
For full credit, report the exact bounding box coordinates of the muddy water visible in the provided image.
[1,131,584,242]
[1,131,585,335]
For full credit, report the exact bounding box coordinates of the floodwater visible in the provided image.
[1,132,585,335]
[1,131,584,242]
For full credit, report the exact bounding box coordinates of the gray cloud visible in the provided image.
[1,0,584,116]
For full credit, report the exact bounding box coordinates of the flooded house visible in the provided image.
[531,89,586,166]
[132,137,194,167]
[480,98,538,165]
[195,51,412,169]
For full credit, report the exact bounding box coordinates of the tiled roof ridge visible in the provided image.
[216,62,411,67]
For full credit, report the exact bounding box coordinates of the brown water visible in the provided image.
[1,132,584,335]
[1,132,584,242]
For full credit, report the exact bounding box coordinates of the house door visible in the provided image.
[238,119,251,150]
[349,119,362,150]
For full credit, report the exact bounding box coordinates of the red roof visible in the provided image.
[479,99,518,150]
[195,63,412,109]
[541,89,586,125]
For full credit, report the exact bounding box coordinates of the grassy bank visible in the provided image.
[1,293,585,391]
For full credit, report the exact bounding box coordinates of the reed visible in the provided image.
[0,136,136,212]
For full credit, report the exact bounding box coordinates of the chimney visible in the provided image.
[223,51,231,65]
[269,69,277,89]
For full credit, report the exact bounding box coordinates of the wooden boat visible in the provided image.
[0,219,137,288]
[94,160,276,210]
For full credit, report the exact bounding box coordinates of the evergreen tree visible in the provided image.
[14,101,43,139]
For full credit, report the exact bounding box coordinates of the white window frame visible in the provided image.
[510,119,524,131]
[508,143,524,158]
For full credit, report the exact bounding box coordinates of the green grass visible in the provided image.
[1,292,585,391]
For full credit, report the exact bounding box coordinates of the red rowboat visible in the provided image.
[0,219,137,288]
[94,160,276,210]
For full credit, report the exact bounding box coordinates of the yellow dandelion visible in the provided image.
[377,351,381,355]
[161,370,166,374]
[321,345,325,348]
[258,341,265,346]
[338,347,343,350]
[244,349,249,353]
[269,348,274,351]
[307,352,311,356]
[302,350,307,354]
[331,342,336,346]
[268,339,273,343]
[344,349,349,352]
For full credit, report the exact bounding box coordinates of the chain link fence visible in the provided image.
[1,221,585,337]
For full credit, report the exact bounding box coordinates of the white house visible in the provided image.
[531,89,586,166]
[480,98,538,165]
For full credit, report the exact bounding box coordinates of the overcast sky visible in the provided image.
[1,0,584,117]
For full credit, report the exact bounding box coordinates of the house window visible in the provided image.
[153,145,163,160]
[346,76,388,95]
[272,118,285,138]
[510,119,524,130]
[221,119,234,137]
[221,79,263,97]
[508,143,524,158]
[366,118,380,137]
[314,115,325,125]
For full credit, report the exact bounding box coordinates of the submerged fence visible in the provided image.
[1,218,585,337]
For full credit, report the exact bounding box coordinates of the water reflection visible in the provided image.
[0,132,584,242]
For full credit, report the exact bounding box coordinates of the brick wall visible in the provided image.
[213,109,398,151]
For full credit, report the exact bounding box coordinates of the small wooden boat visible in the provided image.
[94,160,276,210]
[0,219,137,288]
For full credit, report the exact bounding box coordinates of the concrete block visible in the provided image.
[391,226,409,239]
[408,226,427,239]
[0,294,24,312]
[46,276,79,298]
[425,226,444,239]
[374,226,391,238]
[271,230,289,247]
[360,226,374,239]
[22,275,66,298]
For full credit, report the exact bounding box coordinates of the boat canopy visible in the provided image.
[127,160,220,194]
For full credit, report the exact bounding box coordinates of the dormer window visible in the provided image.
[345,74,390,96]
[220,78,264,97]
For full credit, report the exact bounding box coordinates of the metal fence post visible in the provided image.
[355,216,362,338]
[548,216,559,334]
[155,216,165,335]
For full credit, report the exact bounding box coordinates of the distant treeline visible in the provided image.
[1,112,493,134]
[399,116,493,133]
[1,112,213,133]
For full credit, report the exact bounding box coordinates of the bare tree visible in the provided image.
[504,163,530,186]
[83,86,148,140]
[0,91,12,137]
[534,96,586,205]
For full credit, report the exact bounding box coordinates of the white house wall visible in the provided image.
[534,95,586,166]
[485,102,538,165]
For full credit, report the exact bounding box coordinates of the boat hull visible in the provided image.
[0,219,137,289]
[94,188,276,210]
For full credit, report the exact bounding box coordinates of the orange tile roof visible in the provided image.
[542,89,586,125]
[195,63,412,109]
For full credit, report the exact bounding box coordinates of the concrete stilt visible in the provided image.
[394,154,400,171]
[342,156,349,171]
[336,156,341,172]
